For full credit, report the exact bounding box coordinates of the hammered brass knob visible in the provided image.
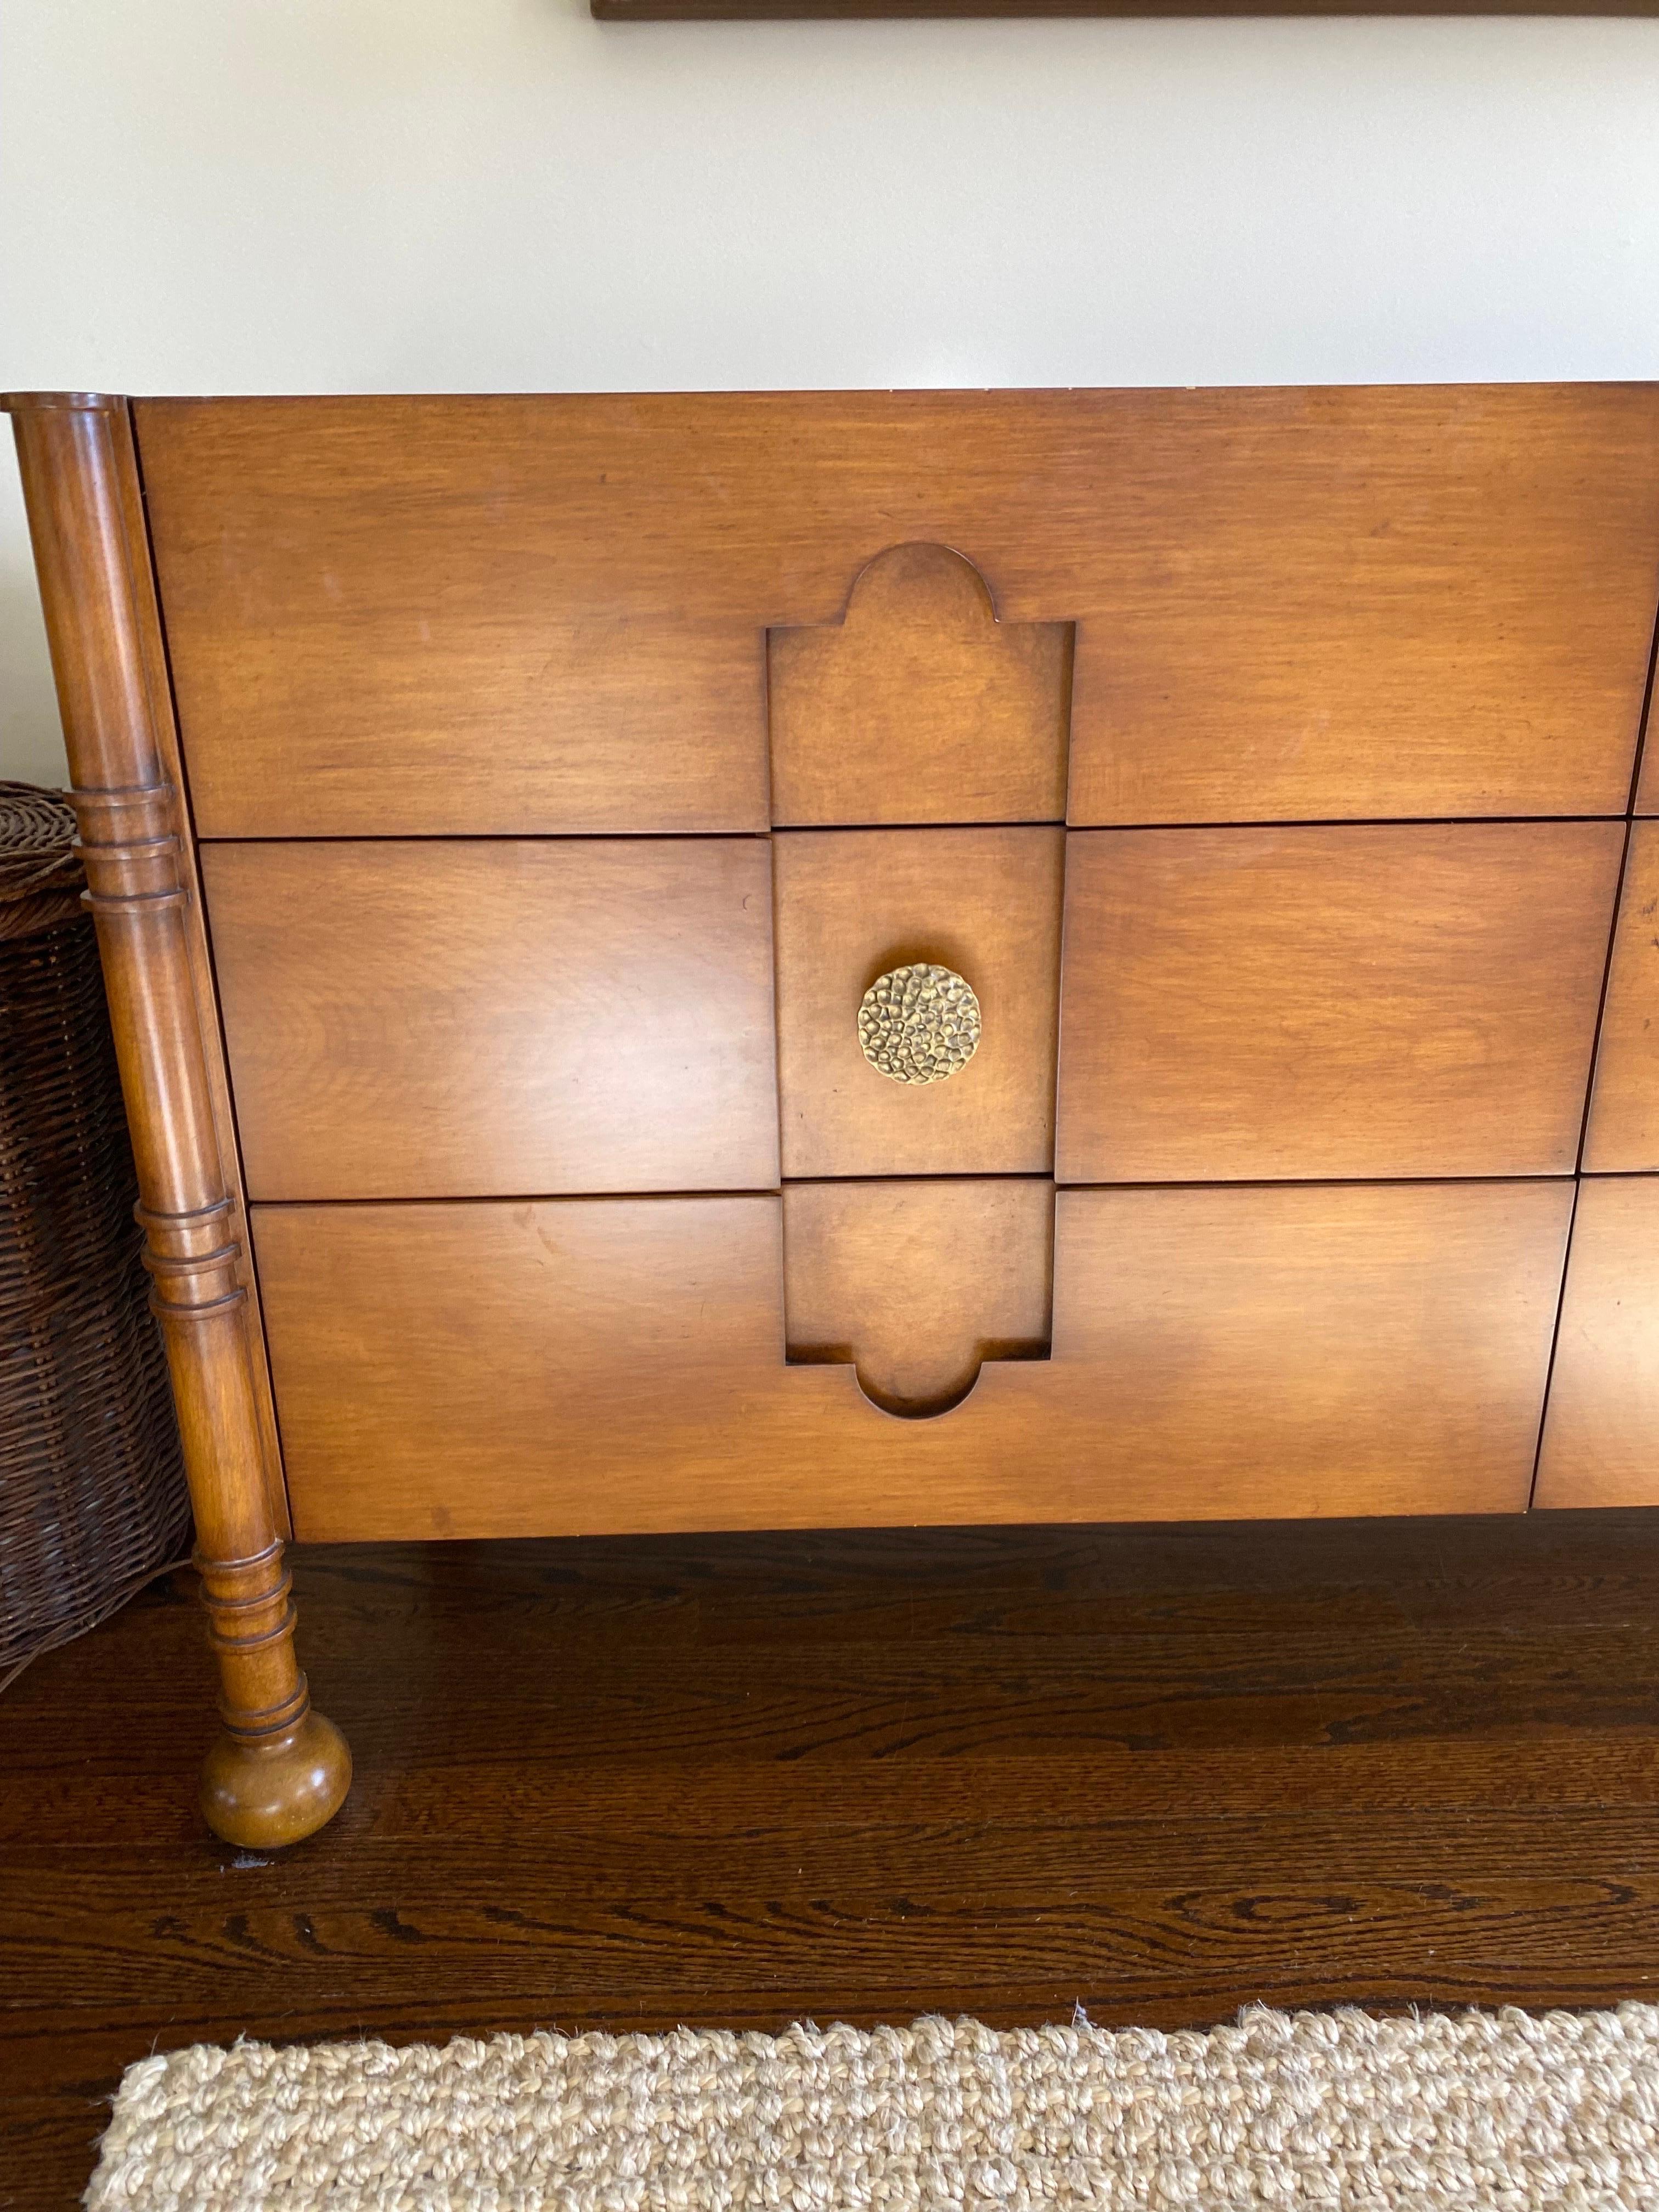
[857,963,981,1085]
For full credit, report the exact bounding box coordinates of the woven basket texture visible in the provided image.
[0,779,190,1689]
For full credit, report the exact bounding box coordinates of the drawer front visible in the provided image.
[202,839,780,1200]
[773,826,1064,1179]
[1584,821,1659,1172]
[1056,822,1622,1184]
[136,387,1659,837]
[766,541,1073,828]
[1535,1177,1659,1509]
[782,1178,1056,1418]
[255,1180,1570,1541]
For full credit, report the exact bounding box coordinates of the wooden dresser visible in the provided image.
[10,386,1659,1848]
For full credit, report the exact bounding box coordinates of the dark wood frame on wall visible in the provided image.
[594,0,1658,18]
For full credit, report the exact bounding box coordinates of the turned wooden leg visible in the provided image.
[142,1197,351,1848]
[195,1545,352,1848]
[5,391,351,1847]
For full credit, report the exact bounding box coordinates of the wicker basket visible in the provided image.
[0,780,190,1689]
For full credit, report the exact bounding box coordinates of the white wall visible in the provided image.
[5,0,1658,787]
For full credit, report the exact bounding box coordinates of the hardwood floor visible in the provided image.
[6,1513,1659,2205]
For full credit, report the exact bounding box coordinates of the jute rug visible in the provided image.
[86,2006,1659,2211]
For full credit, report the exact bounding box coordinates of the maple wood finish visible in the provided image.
[1057,822,1624,1185]
[252,1181,1570,1541]
[768,541,1072,827]
[773,826,1064,1179]
[202,838,780,1200]
[1535,1178,1659,1510]
[133,389,1659,837]
[12,383,1659,1852]
[1584,822,1659,1173]
[2,392,347,1849]
[781,1178,1055,1415]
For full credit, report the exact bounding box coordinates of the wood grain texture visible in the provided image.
[257,1196,795,1543]
[782,1178,1054,1415]
[1641,732,1659,816]
[14,1511,1659,2205]
[774,826,1063,1179]
[1584,822,1659,1172]
[2,393,350,1853]
[3,396,285,1537]
[252,1180,1568,1541]
[201,838,780,1200]
[1535,1177,1659,1509]
[768,541,1071,827]
[1056,823,1623,1184]
[132,388,1659,836]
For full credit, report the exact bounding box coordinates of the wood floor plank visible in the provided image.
[7,1514,1659,2207]
[11,1733,1659,1855]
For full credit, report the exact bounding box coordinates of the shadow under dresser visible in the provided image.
[8,384,1659,1846]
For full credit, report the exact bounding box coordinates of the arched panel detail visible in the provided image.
[768,541,1073,827]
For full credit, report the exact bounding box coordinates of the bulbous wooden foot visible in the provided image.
[200,1711,352,1849]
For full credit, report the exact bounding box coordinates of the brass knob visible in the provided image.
[857,963,981,1085]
